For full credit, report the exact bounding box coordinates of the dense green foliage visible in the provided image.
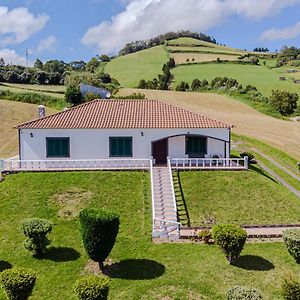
[283,229,300,263]
[277,46,300,67]
[119,30,216,56]
[227,285,263,300]
[269,90,298,115]
[282,277,300,300]
[0,268,36,300]
[79,208,119,269]
[212,224,247,264]
[21,218,53,256]
[65,85,83,106]
[240,152,256,164]
[73,275,109,300]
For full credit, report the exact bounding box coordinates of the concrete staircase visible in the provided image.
[151,166,180,239]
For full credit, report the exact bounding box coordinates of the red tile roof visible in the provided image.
[17,99,233,129]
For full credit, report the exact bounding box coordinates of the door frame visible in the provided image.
[151,138,169,165]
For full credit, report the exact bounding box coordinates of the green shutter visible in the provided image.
[110,137,132,157]
[46,138,70,158]
[186,136,207,157]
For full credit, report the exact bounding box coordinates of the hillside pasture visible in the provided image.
[0,171,299,299]
[171,52,239,65]
[172,63,300,96]
[119,88,300,160]
[105,45,169,88]
[0,100,57,158]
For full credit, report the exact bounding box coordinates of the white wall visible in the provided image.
[19,127,230,160]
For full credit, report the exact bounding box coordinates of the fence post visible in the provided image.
[244,156,249,170]
[0,159,4,181]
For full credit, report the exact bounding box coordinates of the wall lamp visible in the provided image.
[141,132,144,137]
[30,133,33,138]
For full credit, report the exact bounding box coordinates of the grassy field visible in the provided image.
[0,83,65,99]
[0,100,57,158]
[172,63,300,96]
[179,168,300,227]
[119,88,300,160]
[0,171,299,299]
[105,45,169,88]
[171,53,238,65]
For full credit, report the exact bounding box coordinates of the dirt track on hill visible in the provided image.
[0,100,57,158]
[119,89,300,160]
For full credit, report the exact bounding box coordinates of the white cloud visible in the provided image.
[0,49,32,66]
[30,35,57,55]
[0,6,49,46]
[261,21,300,41]
[82,0,300,53]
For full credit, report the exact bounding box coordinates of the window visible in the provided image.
[186,136,207,157]
[46,137,70,158]
[109,137,132,157]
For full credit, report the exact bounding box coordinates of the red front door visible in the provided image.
[152,139,168,164]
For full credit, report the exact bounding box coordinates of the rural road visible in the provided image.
[120,89,300,160]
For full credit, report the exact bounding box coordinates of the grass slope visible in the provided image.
[179,168,300,227]
[0,171,299,299]
[0,100,57,158]
[172,63,300,96]
[119,88,300,160]
[105,45,169,88]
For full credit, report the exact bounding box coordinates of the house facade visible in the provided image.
[17,99,232,165]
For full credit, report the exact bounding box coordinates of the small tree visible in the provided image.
[282,276,300,300]
[212,224,247,264]
[176,81,189,92]
[0,268,36,300]
[191,79,201,91]
[73,275,109,300]
[138,79,147,89]
[269,90,298,116]
[99,55,111,63]
[283,229,300,263]
[79,208,119,271]
[65,85,82,106]
[21,218,53,256]
[227,285,263,300]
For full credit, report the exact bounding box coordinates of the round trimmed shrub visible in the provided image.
[79,209,119,270]
[227,285,263,300]
[73,275,109,300]
[0,267,36,300]
[21,218,53,256]
[212,224,247,264]
[283,229,300,263]
[282,277,300,300]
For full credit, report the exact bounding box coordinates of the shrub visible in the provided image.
[198,229,212,244]
[240,152,256,164]
[176,81,189,91]
[73,275,109,300]
[282,277,300,300]
[269,90,298,116]
[212,224,247,264]
[21,218,53,256]
[283,229,300,263]
[0,268,36,300]
[65,85,83,106]
[79,208,119,270]
[227,285,263,300]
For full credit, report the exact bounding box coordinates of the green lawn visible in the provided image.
[172,63,300,96]
[105,46,169,88]
[0,171,299,299]
[179,168,300,227]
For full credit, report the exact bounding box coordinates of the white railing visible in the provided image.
[170,157,248,170]
[167,157,178,221]
[2,158,152,172]
[150,158,156,228]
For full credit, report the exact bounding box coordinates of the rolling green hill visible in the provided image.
[105,45,169,87]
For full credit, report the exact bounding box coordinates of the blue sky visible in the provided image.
[1,0,300,65]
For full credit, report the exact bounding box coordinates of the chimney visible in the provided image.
[38,105,45,118]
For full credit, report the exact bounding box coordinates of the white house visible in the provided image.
[16,99,233,166]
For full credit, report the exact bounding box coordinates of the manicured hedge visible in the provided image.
[283,229,300,263]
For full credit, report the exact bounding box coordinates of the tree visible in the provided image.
[176,81,189,91]
[167,58,176,69]
[69,61,86,71]
[65,85,82,106]
[191,79,201,91]
[99,73,111,84]
[34,71,49,85]
[99,55,111,62]
[48,72,62,85]
[3,71,19,83]
[138,79,147,89]
[19,72,32,84]
[79,208,119,271]
[283,229,300,263]
[212,224,247,264]
[34,59,43,70]
[86,57,100,73]
[21,218,53,256]
[269,90,298,116]
[0,58,5,67]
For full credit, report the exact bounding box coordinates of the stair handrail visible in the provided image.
[150,157,156,227]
